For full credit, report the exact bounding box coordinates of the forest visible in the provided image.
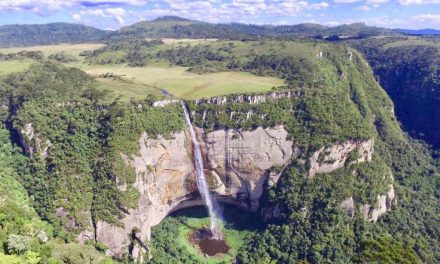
[0,16,439,264]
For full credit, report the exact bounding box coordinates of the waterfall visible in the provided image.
[181,102,222,238]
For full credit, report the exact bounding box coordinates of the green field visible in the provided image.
[0,43,104,59]
[95,77,162,100]
[0,59,34,74]
[0,43,284,100]
[87,64,284,99]
[0,43,104,75]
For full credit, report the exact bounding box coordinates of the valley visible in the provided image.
[0,16,438,264]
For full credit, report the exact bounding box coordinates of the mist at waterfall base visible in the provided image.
[181,102,223,239]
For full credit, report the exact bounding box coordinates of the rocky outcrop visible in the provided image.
[195,91,301,106]
[339,183,395,221]
[20,123,35,154]
[340,197,355,218]
[152,99,180,107]
[93,125,391,262]
[200,125,294,210]
[77,229,94,245]
[19,123,52,158]
[151,92,300,108]
[95,126,294,261]
[96,131,194,260]
[308,139,374,177]
[362,184,395,222]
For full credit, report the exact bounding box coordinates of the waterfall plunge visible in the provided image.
[181,102,222,239]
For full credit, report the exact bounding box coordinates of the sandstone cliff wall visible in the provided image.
[95,126,294,260]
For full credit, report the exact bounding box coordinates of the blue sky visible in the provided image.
[0,0,439,30]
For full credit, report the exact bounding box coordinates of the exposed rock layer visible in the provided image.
[88,127,391,261]
[95,126,294,259]
[309,139,374,178]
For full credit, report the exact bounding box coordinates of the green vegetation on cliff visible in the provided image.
[347,36,440,149]
[0,62,184,260]
[0,32,438,264]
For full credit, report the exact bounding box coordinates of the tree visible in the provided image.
[7,234,30,255]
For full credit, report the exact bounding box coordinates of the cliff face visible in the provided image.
[199,125,295,210]
[91,124,394,261]
[308,139,374,178]
[96,131,193,260]
[94,126,295,260]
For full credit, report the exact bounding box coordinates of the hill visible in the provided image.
[113,16,398,40]
[396,28,440,35]
[0,23,108,48]
[0,17,401,48]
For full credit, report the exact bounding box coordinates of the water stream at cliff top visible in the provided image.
[181,102,222,239]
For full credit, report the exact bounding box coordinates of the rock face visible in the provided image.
[340,183,395,221]
[96,131,194,260]
[152,99,180,107]
[20,123,35,154]
[95,126,294,261]
[308,139,374,178]
[20,123,52,158]
[151,91,301,109]
[362,184,395,222]
[195,91,301,106]
[340,197,355,218]
[200,125,294,210]
[92,124,392,262]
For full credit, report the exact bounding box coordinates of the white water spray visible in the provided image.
[181,102,222,239]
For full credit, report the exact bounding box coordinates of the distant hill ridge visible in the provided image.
[395,28,440,35]
[116,17,398,39]
[0,22,109,48]
[3,16,440,48]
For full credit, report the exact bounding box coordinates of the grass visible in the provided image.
[0,43,104,60]
[158,206,260,264]
[384,38,440,49]
[148,38,218,46]
[86,64,284,99]
[0,43,104,75]
[0,59,34,74]
[176,217,238,263]
[95,77,162,101]
[0,42,285,100]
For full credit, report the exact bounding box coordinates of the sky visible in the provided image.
[0,0,439,30]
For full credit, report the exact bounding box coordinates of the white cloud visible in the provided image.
[398,0,440,4]
[0,0,147,11]
[333,0,362,3]
[72,13,82,21]
[365,0,389,3]
[356,5,371,10]
[266,1,329,16]
[310,2,330,9]
[413,13,440,22]
[72,7,127,24]
[79,0,147,5]
[141,0,330,23]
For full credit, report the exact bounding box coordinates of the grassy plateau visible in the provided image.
[0,42,284,100]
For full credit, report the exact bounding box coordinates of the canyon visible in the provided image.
[71,121,394,261]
